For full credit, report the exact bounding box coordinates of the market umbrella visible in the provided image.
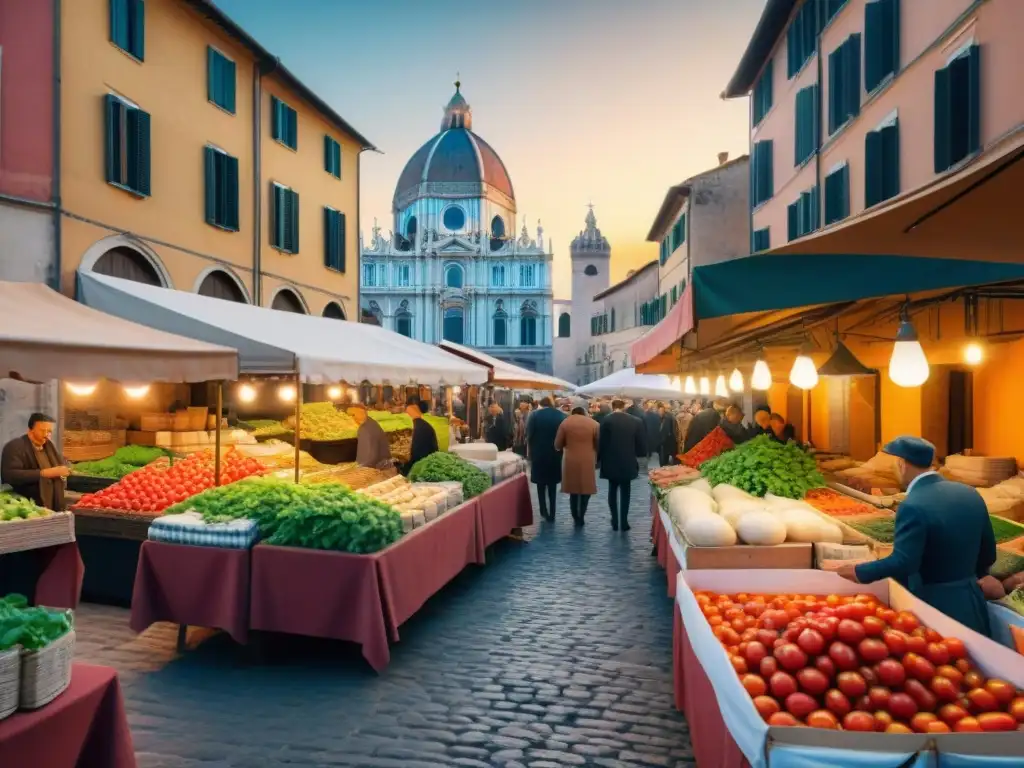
[575,368,681,400]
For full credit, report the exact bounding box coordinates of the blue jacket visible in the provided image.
[855,474,996,635]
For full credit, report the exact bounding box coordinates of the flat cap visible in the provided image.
[882,436,935,468]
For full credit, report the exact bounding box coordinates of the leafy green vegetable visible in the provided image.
[997,586,1024,617]
[0,593,73,651]
[990,549,1024,580]
[408,452,492,499]
[0,491,50,522]
[699,435,824,499]
[73,445,171,479]
[847,516,897,543]
[989,515,1024,544]
[167,477,403,554]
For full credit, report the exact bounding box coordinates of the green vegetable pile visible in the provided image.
[997,585,1024,618]
[990,549,1024,580]
[73,445,170,479]
[699,435,825,499]
[0,491,50,522]
[408,452,491,499]
[847,516,897,544]
[0,594,73,651]
[988,515,1024,544]
[167,477,403,554]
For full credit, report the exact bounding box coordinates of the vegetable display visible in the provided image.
[998,586,1024,618]
[75,449,267,514]
[0,491,51,522]
[649,465,702,490]
[72,445,170,479]
[170,477,403,553]
[284,402,358,441]
[847,517,897,544]
[989,516,1024,544]
[0,593,73,651]
[408,452,492,499]
[680,427,734,469]
[990,550,1024,581]
[698,589,1024,732]
[803,488,877,518]
[700,435,825,499]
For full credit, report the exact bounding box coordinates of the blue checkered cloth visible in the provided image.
[148,512,258,549]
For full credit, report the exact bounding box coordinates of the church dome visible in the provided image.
[392,81,516,212]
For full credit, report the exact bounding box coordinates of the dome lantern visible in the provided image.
[442,77,472,131]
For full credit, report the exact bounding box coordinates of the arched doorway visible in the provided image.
[443,306,464,344]
[322,301,346,320]
[271,288,306,314]
[92,247,162,285]
[197,270,247,302]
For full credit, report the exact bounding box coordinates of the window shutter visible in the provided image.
[225,59,236,114]
[966,44,981,156]
[889,0,900,81]
[272,185,284,249]
[864,0,881,91]
[787,201,798,241]
[828,47,840,134]
[271,97,281,141]
[287,108,298,149]
[934,66,952,172]
[324,136,331,174]
[883,122,899,200]
[127,108,151,196]
[104,95,122,184]
[131,0,145,60]
[110,0,127,49]
[288,191,299,253]
[203,147,217,225]
[847,35,861,121]
[225,154,239,230]
[207,48,217,105]
[865,130,882,207]
[323,208,333,267]
[337,212,346,272]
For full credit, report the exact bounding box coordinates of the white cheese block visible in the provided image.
[451,442,499,462]
[421,501,438,521]
[412,510,426,528]
[400,511,415,533]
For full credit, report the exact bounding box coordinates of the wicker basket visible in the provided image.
[0,647,19,720]
[19,630,74,709]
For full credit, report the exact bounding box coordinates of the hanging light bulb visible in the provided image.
[683,375,697,395]
[278,384,297,402]
[123,384,150,399]
[789,342,819,390]
[751,359,772,390]
[889,311,929,387]
[699,376,711,396]
[728,368,744,392]
[452,385,462,395]
[714,374,729,397]
[65,382,98,397]
[671,376,682,392]
[964,342,984,366]
[327,385,343,400]
[237,383,257,403]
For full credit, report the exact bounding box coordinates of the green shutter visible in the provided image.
[787,201,798,241]
[273,185,284,249]
[225,154,239,230]
[337,212,346,272]
[271,97,282,142]
[110,0,128,49]
[126,108,150,196]
[828,47,840,134]
[225,59,236,113]
[865,130,882,207]
[847,34,861,121]
[324,136,331,175]
[131,0,145,60]
[104,95,122,185]
[864,0,881,91]
[203,147,217,225]
[934,66,952,172]
[287,107,298,149]
[287,190,299,253]
[966,44,981,156]
[883,121,899,201]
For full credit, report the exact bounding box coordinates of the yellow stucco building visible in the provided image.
[59,0,374,318]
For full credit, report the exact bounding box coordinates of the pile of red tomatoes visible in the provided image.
[697,590,1024,733]
[77,449,266,514]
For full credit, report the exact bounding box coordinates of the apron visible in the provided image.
[915,577,992,638]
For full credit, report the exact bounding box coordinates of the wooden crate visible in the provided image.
[72,508,155,541]
[679,539,813,570]
[0,513,75,555]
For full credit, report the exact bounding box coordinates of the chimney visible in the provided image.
[718,151,729,166]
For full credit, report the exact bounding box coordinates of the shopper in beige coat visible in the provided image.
[554,401,599,525]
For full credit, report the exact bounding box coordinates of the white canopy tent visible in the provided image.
[77,272,488,386]
[438,341,575,391]
[574,367,682,400]
[0,280,238,383]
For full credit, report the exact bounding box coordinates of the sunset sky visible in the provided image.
[213,0,766,298]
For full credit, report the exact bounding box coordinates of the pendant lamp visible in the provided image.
[683,375,697,395]
[789,342,819,390]
[671,376,682,392]
[964,342,983,366]
[714,374,729,397]
[699,376,711,396]
[728,368,744,392]
[889,311,929,387]
[751,359,772,390]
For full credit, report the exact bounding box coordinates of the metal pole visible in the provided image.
[294,371,302,484]
[214,381,223,486]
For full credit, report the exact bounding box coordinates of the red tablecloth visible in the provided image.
[130,541,250,644]
[34,541,85,609]
[650,499,679,598]
[673,604,751,768]
[0,663,137,768]
[476,474,534,551]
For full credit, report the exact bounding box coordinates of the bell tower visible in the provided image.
[569,204,611,377]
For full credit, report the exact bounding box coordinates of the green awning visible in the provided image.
[692,254,1024,320]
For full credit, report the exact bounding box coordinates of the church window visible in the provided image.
[491,265,505,286]
[445,264,464,289]
[584,264,598,276]
[519,264,536,287]
[394,263,411,287]
[443,307,464,343]
[362,262,377,287]
[491,215,505,239]
[395,301,412,337]
[443,205,465,231]
[406,215,417,240]
[557,312,571,338]
[520,302,538,346]
[493,307,508,345]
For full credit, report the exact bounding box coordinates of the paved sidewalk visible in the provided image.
[74,472,695,767]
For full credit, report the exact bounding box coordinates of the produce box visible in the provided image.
[0,512,75,555]
[676,569,1024,764]
[73,507,158,541]
[679,538,813,570]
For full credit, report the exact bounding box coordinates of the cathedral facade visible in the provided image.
[359,82,554,374]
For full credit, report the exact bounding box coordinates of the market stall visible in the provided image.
[575,367,682,400]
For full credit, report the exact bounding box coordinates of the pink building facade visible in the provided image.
[726,0,1024,253]
[0,0,56,283]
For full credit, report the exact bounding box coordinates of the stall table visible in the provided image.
[0,541,84,609]
[0,663,137,768]
[476,474,534,551]
[650,496,680,598]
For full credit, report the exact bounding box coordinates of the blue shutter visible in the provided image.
[847,34,861,122]
[934,66,952,172]
[110,0,128,50]
[130,0,144,60]
[225,154,239,230]
[966,44,981,157]
[126,108,150,196]
[271,97,281,141]
[828,46,840,134]
[787,201,798,241]
[273,185,284,249]
[865,0,882,91]
[882,121,900,201]
[865,130,882,207]
[207,48,217,106]
[287,107,298,150]
[203,147,217,225]
[104,95,123,185]
[288,191,299,253]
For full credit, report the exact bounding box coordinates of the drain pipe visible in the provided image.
[252,59,264,305]
[51,0,62,292]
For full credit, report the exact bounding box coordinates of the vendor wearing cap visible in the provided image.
[349,404,391,469]
[838,436,996,637]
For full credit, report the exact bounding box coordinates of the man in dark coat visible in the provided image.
[526,397,565,521]
[0,412,68,510]
[485,403,510,451]
[643,402,662,463]
[657,404,678,467]
[682,399,723,453]
[625,399,645,422]
[768,413,797,444]
[403,400,439,474]
[839,436,996,637]
[597,400,646,531]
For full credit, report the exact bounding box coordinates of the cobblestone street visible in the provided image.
[75,472,695,767]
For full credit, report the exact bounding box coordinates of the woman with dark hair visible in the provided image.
[554,399,599,526]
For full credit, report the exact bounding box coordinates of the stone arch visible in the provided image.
[193,266,250,303]
[322,301,346,320]
[269,286,308,314]
[78,234,173,287]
